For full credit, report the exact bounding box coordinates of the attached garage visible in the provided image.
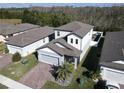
[39,54,59,66]
[38,47,64,66]
[101,67,124,85]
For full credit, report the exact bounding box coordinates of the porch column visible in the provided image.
[74,57,78,69]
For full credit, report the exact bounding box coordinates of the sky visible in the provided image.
[0,3,123,8]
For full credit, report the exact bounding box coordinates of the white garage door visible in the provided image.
[104,69,124,84]
[39,54,59,66]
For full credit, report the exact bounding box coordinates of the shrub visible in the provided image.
[56,62,74,81]
[12,52,21,62]
[4,46,9,53]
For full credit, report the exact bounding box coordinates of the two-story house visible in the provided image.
[37,21,94,69]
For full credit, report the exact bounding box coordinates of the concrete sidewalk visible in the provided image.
[0,75,31,89]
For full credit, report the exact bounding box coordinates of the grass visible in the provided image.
[42,78,95,89]
[0,42,6,53]
[0,54,38,81]
[0,83,8,89]
[0,19,22,25]
[42,47,95,89]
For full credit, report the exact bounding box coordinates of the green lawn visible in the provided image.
[0,19,22,25]
[42,77,95,89]
[0,54,38,81]
[0,83,8,89]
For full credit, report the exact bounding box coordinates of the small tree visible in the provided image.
[56,62,73,82]
[12,52,21,62]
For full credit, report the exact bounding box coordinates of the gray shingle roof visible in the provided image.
[6,26,54,47]
[0,23,40,36]
[100,31,124,71]
[15,23,40,32]
[55,21,94,38]
[0,23,17,35]
[40,38,81,57]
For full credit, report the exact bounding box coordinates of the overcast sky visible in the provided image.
[0,3,123,8]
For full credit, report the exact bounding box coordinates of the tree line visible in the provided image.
[0,6,124,31]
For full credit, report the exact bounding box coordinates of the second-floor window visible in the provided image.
[76,39,78,44]
[57,31,60,36]
[71,38,73,43]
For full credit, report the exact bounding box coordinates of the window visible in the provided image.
[71,38,73,43]
[57,31,60,36]
[43,38,45,43]
[8,34,13,37]
[76,39,78,44]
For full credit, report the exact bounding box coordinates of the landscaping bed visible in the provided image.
[0,54,38,81]
[42,47,95,89]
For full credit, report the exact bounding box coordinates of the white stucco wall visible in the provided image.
[7,37,49,57]
[55,30,71,39]
[0,35,6,42]
[7,45,23,55]
[81,30,92,51]
[80,29,93,61]
[67,34,81,50]
[101,66,124,85]
[22,37,49,56]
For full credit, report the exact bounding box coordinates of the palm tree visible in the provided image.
[56,62,73,82]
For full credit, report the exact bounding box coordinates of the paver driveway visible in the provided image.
[0,54,12,69]
[19,62,54,89]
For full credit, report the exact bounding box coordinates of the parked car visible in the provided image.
[106,81,120,89]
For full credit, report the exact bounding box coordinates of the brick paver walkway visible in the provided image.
[0,54,12,69]
[19,62,54,89]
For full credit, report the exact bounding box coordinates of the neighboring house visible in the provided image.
[100,31,124,85]
[37,21,94,69]
[6,26,54,57]
[0,23,40,42]
[0,23,16,42]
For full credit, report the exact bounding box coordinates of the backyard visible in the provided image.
[0,19,22,24]
[82,37,105,72]
[0,54,38,81]
[43,37,105,89]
